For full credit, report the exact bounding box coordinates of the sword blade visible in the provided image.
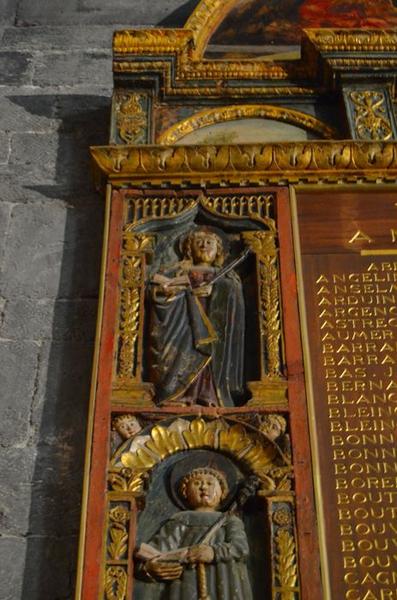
[198,247,251,288]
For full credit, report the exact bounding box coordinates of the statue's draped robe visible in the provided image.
[148,267,245,406]
[135,510,253,600]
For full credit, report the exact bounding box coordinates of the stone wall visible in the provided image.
[0,2,192,598]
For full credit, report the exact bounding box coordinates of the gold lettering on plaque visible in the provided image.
[349,231,374,244]
[316,260,397,599]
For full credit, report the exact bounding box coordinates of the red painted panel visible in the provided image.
[82,190,124,599]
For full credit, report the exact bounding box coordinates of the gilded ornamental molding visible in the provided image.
[91,141,397,185]
[113,29,190,55]
[112,26,397,99]
[183,0,237,58]
[112,30,292,83]
[349,90,394,141]
[304,28,397,53]
[109,417,290,495]
[114,92,148,144]
[303,29,397,88]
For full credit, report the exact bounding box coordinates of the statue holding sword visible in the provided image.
[135,465,255,600]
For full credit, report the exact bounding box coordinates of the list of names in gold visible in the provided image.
[313,259,397,600]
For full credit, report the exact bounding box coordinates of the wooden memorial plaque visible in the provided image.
[295,191,397,600]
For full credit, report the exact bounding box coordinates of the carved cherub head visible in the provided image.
[179,467,229,511]
[183,229,225,267]
[112,414,142,440]
[259,414,287,442]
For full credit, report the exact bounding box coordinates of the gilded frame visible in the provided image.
[81,145,397,600]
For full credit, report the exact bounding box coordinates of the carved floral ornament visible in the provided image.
[124,192,275,231]
[303,28,397,53]
[91,141,397,185]
[105,566,127,600]
[349,90,393,141]
[109,417,292,496]
[114,92,147,144]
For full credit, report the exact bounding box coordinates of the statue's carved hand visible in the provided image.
[145,560,183,581]
[155,284,188,302]
[163,285,187,296]
[192,284,212,297]
[186,544,214,564]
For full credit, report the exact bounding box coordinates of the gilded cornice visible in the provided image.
[113,29,292,82]
[112,1,239,60]
[157,105,337,144]
[112,27,397,99]
[304,29,397,53]
[112,58,313,97]
[113,29,191,55]
[91,141,397,185]
[303,29,397,85]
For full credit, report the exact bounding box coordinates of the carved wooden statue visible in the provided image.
[135,466,252,600]
[148,228,246,407]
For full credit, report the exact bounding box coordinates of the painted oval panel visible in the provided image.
[175,118,311,145]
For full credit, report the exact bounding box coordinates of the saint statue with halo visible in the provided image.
[135,464,253,600]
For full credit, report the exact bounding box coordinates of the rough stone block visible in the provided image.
[0,180,63,204]
[0,51,33,85]
[16,0,80,25]
[0,91,110,139]
[0,298,54,340]
[53,92,110,134]
[1,201,103,299]
[0,201,67,298]
[3,93,110,191]
[0,298,98,342]
[0,537,26,600]
[0,0,17,25]
[8,131,59,182]
[82,0,146,8]
[2,25,115,51]
[54,201,104,298]
[21,535,77,600]
[0,131,10,163]
[32,52,112,87]
[16,0,191,25]
[0,201,12,269]
[0,92,58,134]
[0,341,40,447]
[0,448,35,536]
[32,341,93,447]
[28,441,85,536]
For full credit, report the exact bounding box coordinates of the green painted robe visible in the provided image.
[135,510,253,600]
